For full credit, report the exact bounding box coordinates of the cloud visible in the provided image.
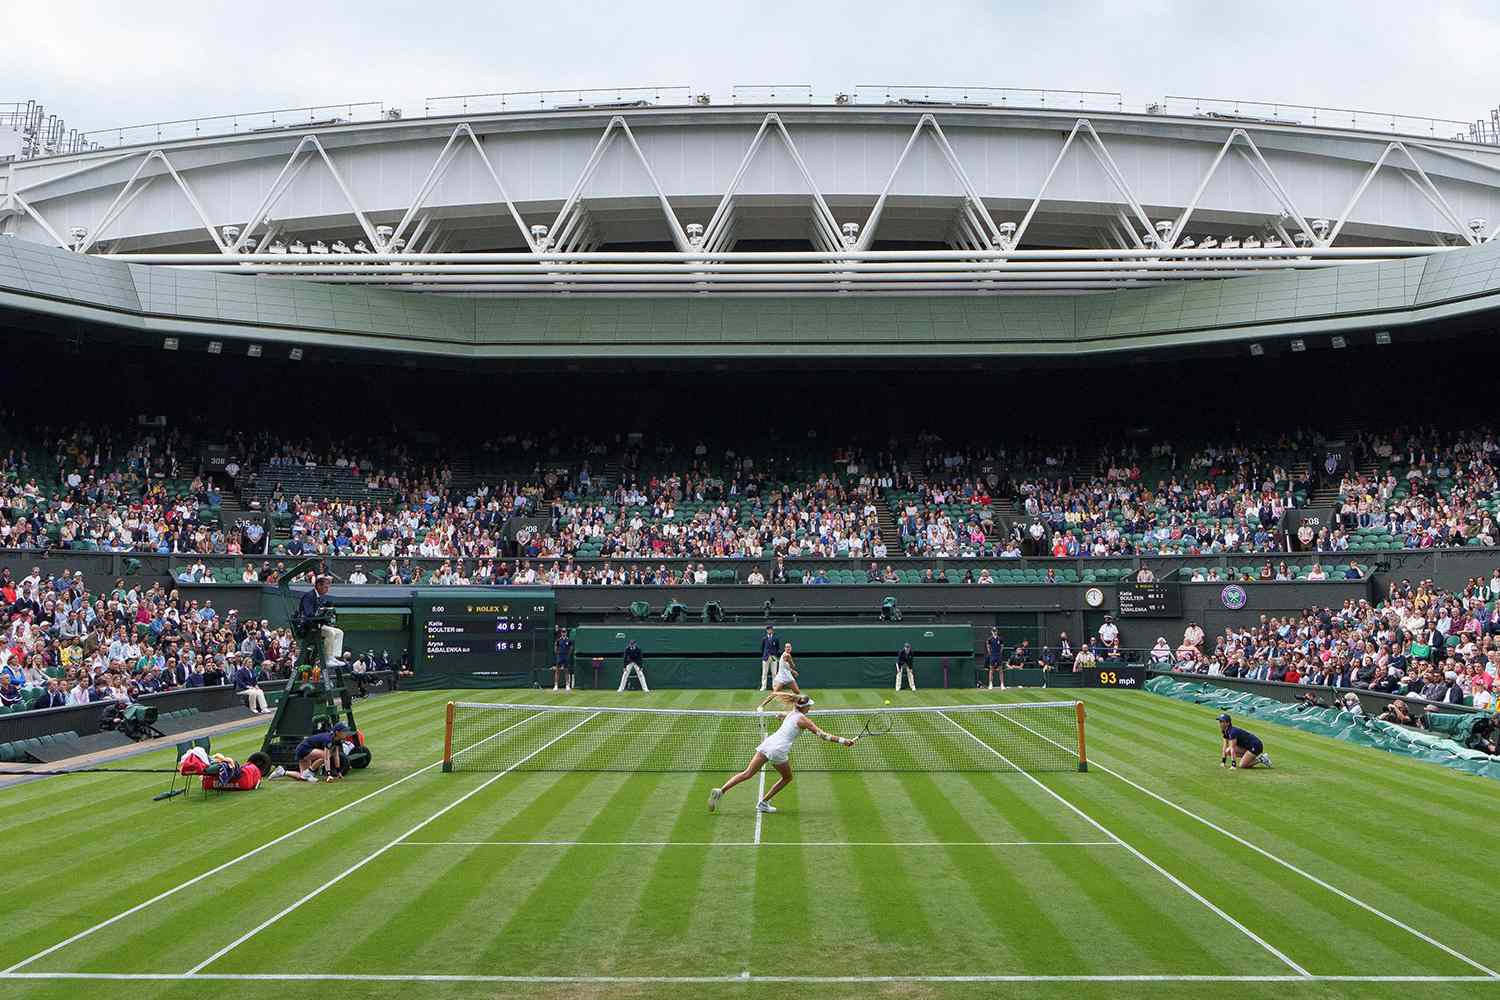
[9,0,1499,134]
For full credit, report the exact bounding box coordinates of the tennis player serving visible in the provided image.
[1218,712,1273,769]
[710,692,851,814]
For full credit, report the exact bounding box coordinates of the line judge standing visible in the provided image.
[894,641,917,692]
[758,625,781,691]
[618,637,649,693]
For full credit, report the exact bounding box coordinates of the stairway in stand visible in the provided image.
[877,495,903,555]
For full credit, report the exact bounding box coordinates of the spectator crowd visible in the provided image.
[1160,572,1500,712]
[0,563,299,715]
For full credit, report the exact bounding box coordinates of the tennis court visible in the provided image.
[2,688,1496,1000]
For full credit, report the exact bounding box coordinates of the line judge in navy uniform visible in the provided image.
[984,627,1006,690]
[618,638,649,693]
[758,625,781,691]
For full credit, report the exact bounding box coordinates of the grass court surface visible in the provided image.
[1,687,1497,1000]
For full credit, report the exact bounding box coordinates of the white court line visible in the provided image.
[185,712,599,976]
[997,710,1500,980]
[2,972,1497,983]
[753,769,765,844]
[393,840,1122,847]
[1,706,541,975]
[937,711,1311,978]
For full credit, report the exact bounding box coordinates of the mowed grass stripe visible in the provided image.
[893,772,1086,971]
[207,712,631,976]
[821,772,938,973]
[1078,687,1485,800]
[347,699,712,977]
[333,773,605,974]
[1077,693,1498,913]
[317,773,579,974]
[12,693,462,973]
[1098,690,1497,821]
[67,772,501,974]
[1015,691,1487,974]
[955,756,1278,974]
[563,775,718,975]
[1082,693,1495,849]
[1072,693,1497,973]
[468,771,680,974]
[1026,761,1447,977]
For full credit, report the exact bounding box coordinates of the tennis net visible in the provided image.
[442,700,1086,773]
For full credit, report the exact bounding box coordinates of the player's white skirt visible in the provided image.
[773,665,794,686]
[755,737,791,764]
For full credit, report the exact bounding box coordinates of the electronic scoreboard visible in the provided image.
[1116,582,1181,618]
[410,589,555,683]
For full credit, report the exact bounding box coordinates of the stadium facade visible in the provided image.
[3,88,1500,361]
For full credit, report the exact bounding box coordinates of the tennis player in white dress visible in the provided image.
[763,644,800,698]
[709,692,851,814]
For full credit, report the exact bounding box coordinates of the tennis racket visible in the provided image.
[852,713,894,743]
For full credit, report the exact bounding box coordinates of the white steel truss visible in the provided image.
[857,114,1000,250]
[388,124,534,250]
[698,113,842,253]
[6,109,1478,295]
[78,150,226,253]
[547,116,689,252]
[1326,142,1478,246]
[229,135,380,252]
[1011,119,1158,250]
[1164,129,1317,249]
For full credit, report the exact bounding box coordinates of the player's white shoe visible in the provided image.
[756,800,777,814]
[269,765,286,779]
[1258,753,1273,768]
[299,769,318,783]
[708,788,722,813]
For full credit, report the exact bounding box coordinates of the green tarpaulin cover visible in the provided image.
[1145,675,1500,781]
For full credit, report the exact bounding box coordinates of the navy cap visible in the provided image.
[333,722,352,734]
[1217,713,1231,722]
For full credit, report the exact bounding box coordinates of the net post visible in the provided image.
[1075,700,1088,772]
[442,701,455,772]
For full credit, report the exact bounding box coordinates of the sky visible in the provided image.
[9,0,1500,135]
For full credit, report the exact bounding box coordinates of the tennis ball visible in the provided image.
[884,699,891,705]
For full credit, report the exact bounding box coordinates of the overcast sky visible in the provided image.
[12,0,1500,133]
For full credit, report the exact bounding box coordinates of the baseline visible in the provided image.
[391,840,1122,847]
[0,972,1495,984]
